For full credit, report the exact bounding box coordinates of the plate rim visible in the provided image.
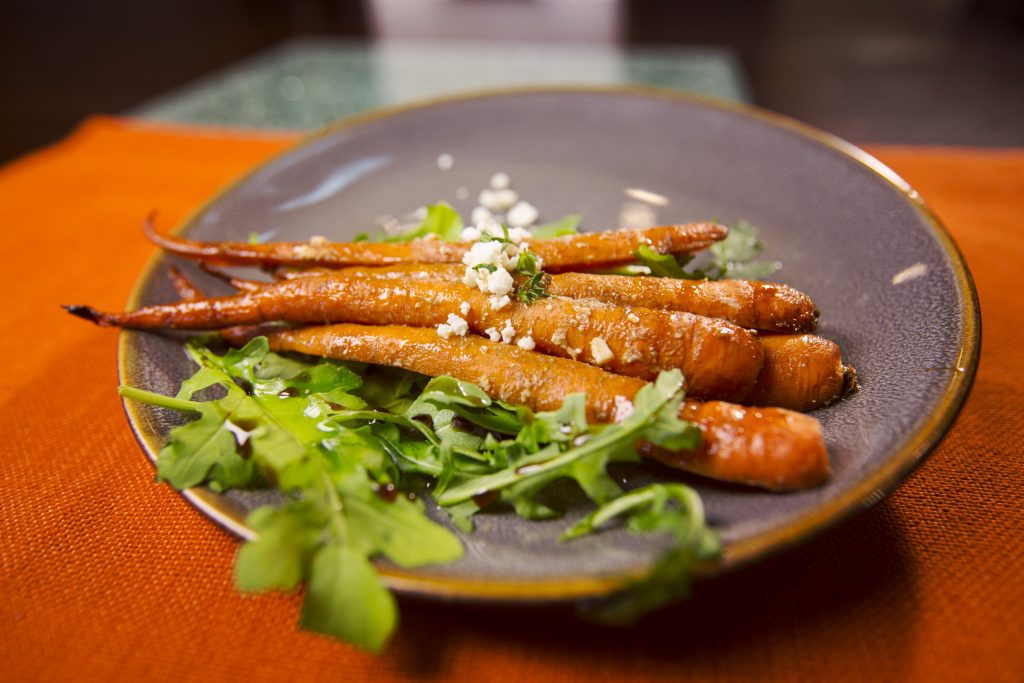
[118,84,982,602]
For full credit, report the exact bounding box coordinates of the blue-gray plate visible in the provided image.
[119,87,980,601]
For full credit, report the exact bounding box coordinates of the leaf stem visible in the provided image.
[118,385,202,414]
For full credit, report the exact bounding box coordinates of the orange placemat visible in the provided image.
[0,118,1020,682]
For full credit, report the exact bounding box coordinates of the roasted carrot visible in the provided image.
[144,218,727,271]
[231,323,827,491]
[641,401,829,491]
[64,273,765,401]
[745,333,859,411]
[198,263,262,292]
[545,272,819,333]
[166,265,205,301]
[205,270,850,411]
[279,263,819,333]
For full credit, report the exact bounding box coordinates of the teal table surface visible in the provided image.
[132,39,749,128]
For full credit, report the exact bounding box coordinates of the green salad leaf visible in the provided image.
[530,213,581,238]
[122,342,719,649]
[374,202,464,243]
[566,483,720,623]
[120,338,464,651]
[634,220,780,281]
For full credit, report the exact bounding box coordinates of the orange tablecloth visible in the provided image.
[1,118,1020,682]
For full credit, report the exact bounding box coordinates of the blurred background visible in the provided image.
[1,0,1022,162]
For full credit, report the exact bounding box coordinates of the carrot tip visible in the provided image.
[841,365,860,398]
[62,304,104,325]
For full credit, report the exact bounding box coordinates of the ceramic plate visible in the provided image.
[119,87,979,601]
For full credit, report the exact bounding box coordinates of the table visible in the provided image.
[131,39,749,129]
[0,44,1020,682]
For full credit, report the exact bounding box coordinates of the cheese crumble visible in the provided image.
[437,313,469,340]
[590,337,615,365]
[500,320,516,344]
[507,200,539,228]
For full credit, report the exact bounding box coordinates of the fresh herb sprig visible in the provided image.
[122,342,718,650]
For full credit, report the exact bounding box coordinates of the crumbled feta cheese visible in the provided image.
[500,320,516,344]
[460,226,482,242]
[613,396,635,421]
[626,312,641,324]
[590,337,615,365]
[516,336,536,351]
[506,200,539,228]
[489,294,511,310]
[486,268,514,296]
[436,153,454,171]
[459,301,471,316]
[479,188,518,212]
[446,313,469,337]
[463,240,505,268]
[471,206,494,226]
[489,172,511,190]
[484,327,501,342]
[436,323,453,340]
[308,235,329,247]
[506,226,531,244]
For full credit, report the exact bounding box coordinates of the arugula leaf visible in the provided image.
[531,214,581,238]
[568,484,720,623]
[435,371,690,507]
[633,220,780,281]
[634,245,696,279]
[707,220,781,280]
[342,489,464,568]
[235,502,323,592]
[381,202,463,242]
[300,543,397,652]
[121,340,465,651]
[413,376,524,435]
[122,337,716,650]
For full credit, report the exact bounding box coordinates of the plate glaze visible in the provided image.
[119,86,980,601]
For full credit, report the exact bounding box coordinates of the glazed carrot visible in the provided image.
[746,333,859,411]
[64,274,764,402]
[166,265,204,300]
[641,401,829,491]
[545,272,819,333]
[201,271,853,411]
[286,263,820,333]
[234,323,828,491]
[198,263,262,292]
[144,218,727,270]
